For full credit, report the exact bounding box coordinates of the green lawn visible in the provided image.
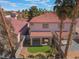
[28,46,50,53]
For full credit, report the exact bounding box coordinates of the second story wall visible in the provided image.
[30,22,71,32]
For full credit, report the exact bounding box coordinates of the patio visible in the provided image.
[30,32,53,46]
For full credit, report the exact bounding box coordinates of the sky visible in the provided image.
[0,0,56,11]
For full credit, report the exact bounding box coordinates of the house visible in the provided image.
[11,19,29,43]
[29,12,72,46]
[11,11,18,19]
[11,12,79,59]
[11,12,73,46]
[29,12,79,59]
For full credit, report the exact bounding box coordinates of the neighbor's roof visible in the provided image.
[30,12,71,23]
[11,19,28,34]
[30,32,53,37]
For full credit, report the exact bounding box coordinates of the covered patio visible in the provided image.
[30,32,53,46]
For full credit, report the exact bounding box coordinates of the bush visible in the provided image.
[35,54,46,59]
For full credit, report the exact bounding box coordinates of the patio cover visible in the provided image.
[30,32,53,38]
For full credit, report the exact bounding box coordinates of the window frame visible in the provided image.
[42,23,49,28]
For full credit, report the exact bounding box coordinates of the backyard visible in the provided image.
[27,46,51,53]
[27,45,57,54]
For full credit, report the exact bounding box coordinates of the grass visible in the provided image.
[28,46,50,53]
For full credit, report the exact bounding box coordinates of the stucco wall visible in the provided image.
[30,22,71,32]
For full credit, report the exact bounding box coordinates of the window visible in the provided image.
[43,23,49,28]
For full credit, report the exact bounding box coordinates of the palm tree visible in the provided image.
[64,0,78,58]
[54,0,66,58]
[54,0,78,59]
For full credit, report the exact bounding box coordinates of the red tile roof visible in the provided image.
[11,19,28,34]
[30,12,71,23]
[30,32,53,37]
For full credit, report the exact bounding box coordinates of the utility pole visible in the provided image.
[0,8,15,58]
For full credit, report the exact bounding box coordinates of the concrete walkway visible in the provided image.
[15,36,29,58]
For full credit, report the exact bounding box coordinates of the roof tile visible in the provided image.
[30,12,71,23]
[11,19,28,34]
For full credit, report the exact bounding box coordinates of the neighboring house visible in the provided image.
[11,19,29,43]
[5,11,18,20]
[29,12,71,46]
[11,11,18,19]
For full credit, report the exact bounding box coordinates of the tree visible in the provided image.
[0,42,4,55]
[21,6,51,21]
[55,0,78,59]
[0,8,16,58]
[22,9,25,13]
[54,0,77,59]
[28,8,33,21]
[22,9,28,19]
[54,0,67,58]
[64,0,78,58]
[28,6,39,21]
[17,10,20,13]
